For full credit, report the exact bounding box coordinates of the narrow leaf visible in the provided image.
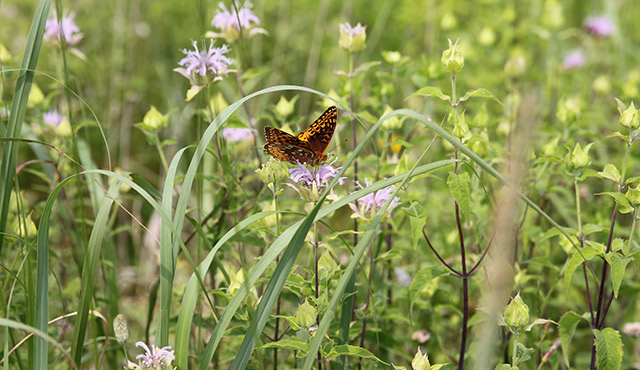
[447,171,470,220]
[458,88,503,105]
[605,252,631,298]
[408,86,451,103]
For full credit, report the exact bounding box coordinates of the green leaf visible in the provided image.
[582,223,607,236]
[595,328,623,370]
[408,86,451,103]
[605,252,631,298]
[130,173,162,200]
[598,164,621,183]
[524,318,555,331]
[259,339,309,353]
[597,192,634,214]
[409,267,450,320]
[558,311,586,367]
[447,171,471,221]
[564,246,600,299]
[458,88,503,105]
[495,364,516,370]
[605,131,630,145]
[354,60,382,75]
[410,216,426,250]
[327,345,388,365]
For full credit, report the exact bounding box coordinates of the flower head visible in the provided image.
[584,15,614,37]
[349,179,400,222]
[339,22,366,52]
[44,10,83,47]
[43,110,66,127]
[286,159,343,203]
[563,50,585,69]
[222,127,255,143]
[209,2,266,43]
[129,342,175,370]
[175,40,233,87]
[623,322,640,337]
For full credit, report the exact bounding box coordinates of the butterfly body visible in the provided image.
[264,106,337,166]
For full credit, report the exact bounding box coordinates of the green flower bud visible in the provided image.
[382,50,402,64]
[411,347,431,370]
[626,185,640,207]
[504,293,530,328]
[318,250,338,277]
[592,75,611,94]
[113,314,129,343]
[478,27,496,46]
[566,143,593,171]
[441,39,464,74]
[57,119,73,137]
[542,0,564,29]
[504,56,526,77]
[28,84,44,108]
[381,105,402,130]
[440,12,457,30]
[295,299,316,329]
[452,111,468,138]
[618,100,639,129]
[556,96,583,124]
[140,106,168,131]
[0,43,12,63]
[274,95,298,118]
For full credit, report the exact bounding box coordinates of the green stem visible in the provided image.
[621,143,631,186]
[627,207,638,253]
[574,172,583,238]
[512,332,519,366]
[154,132,169,172]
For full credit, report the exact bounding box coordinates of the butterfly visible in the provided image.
[264,106,337,166]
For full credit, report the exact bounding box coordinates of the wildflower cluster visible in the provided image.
[286,159,344,203]
[349,178,400,222]
[127,342,175,370]
[208,1,266,43]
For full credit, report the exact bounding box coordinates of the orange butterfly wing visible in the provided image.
[264,106,337,166]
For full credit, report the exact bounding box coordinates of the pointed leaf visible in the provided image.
[458,88,503,105]
[605,252,631,298]
[598,164,621,183]
[409,86,451,103]
[409,267,450,320]
[327,345,387,365]
[259,339,309,353]
[410,216,426,250]
[595,328,623,370]
[564,246,600,299]
[597,192,633,214]
[559,311,586,368]
[447,171,471,221]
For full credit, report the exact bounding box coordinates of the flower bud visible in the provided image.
[504,293,529,328]
[382,50,402,64]
[113,314,129,343]
[618,100,639,129]
[626,185,640,207]
[274,95,297,118]
[566,142,592,171]
[140,106,168,131]
[411,347,431,370]
[441,39,464,74]
[592,75,611,94]
[339,22,366,53]
[478,27,496,46]
[295,299,316,329]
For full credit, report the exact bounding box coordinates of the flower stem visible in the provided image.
[314,221,322,370]
[574,172,583,238]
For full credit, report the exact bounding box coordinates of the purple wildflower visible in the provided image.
[286,159,344,202]
[43,110,66,127]
[134,341,175,369]
[584,16,614,37]
[563,50,585,69]
[210,2,266,43]
[349,178,400,221]
[394,267,412,287]
[339,22,366,52]
[222,127,255,143]
[44,10,83,46]
[175,40,232,86]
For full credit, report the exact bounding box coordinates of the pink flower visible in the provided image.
[44,10,83,46]
[175,40,232,86]
[222,127,254,143]
[349,178,400,221]
[286,159,344,202]
[134,341,175,369]
[584,16,614,37]
[210,2,266,43]
[43,110,66,127]
[563,50,585,69]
